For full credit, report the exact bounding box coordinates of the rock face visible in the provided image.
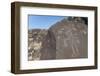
[40,30,56,60]
[28,17,88,60]
[49,18,88,59]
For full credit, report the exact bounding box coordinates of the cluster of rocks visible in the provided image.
[28,17,88,61]
[28,29,47,60]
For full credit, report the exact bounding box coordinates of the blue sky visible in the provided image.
[28,15,65,29]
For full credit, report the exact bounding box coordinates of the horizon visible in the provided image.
[28,15,66,30]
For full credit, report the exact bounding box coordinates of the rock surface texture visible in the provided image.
[28,17,88,60]
[28,29,47,60]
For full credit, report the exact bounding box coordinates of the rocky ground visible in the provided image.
[28,17,88,61]
[28,29,47,60]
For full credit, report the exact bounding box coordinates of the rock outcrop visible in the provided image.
[49,17,88,59]
[28,17,88,60]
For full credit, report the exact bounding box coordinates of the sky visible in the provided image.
[28,15,65,29]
